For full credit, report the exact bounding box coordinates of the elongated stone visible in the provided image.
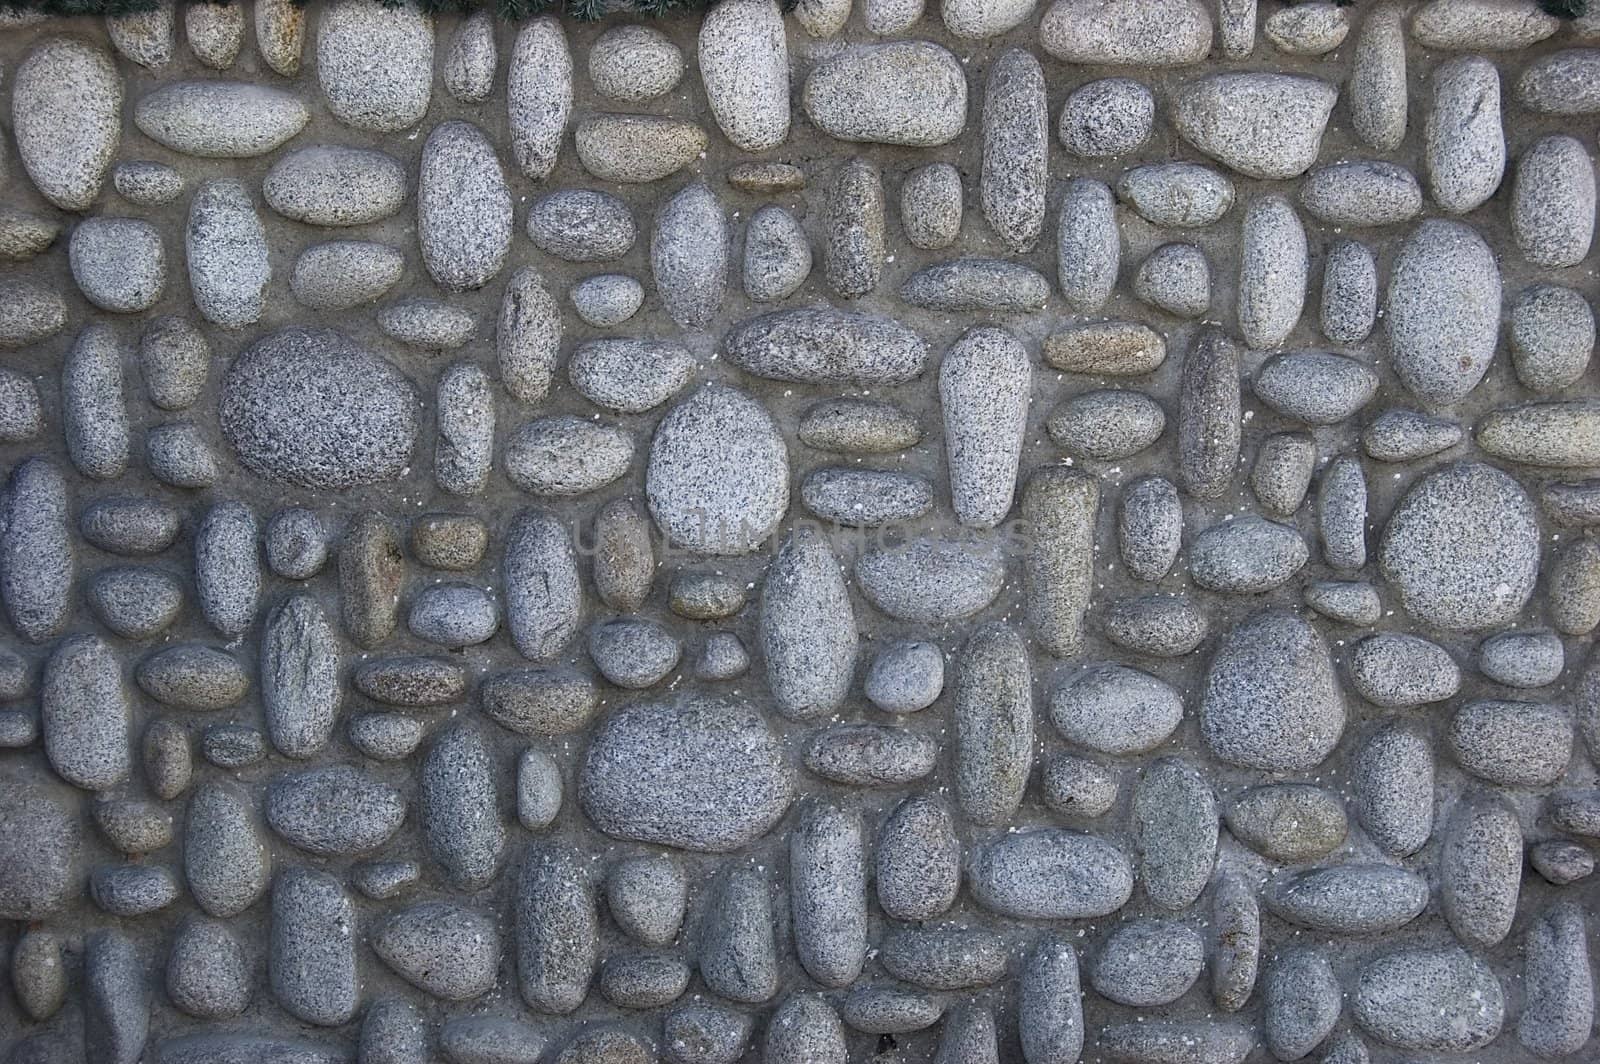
[43,635,130,791]
[699,0,789,152]
[941,325,1030,528]
[338,512,401,649]
[1022,467,1096,657]
[791,802,866,988]
[761,527,856,721]
[1178,328,1241,500]
[420,722,505,891]
[419,120,511,291]
[981,48,1046,253]
[1,457,70,643]
[503,509,582,661]
[262,594,340,760]
[507,18,571,180]
[270,868,357,1027]
[516,843,597,1014]
[954,623,1032,826]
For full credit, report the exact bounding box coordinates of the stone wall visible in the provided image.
[0,1,1597,1062]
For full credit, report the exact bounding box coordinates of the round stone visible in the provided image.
[1200,610,1344,772]
[69,217,165,312]
[1059,77,1153,157]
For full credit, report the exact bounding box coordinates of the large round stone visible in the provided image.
[0,775,80,919]
[1200,610,1345,772]
[1379,462,1540,630]
[646,384,788,556]
[220,327,419,489]
[578,697,794,852]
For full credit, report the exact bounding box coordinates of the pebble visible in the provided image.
[1201,610,1344,771]
[0,279,65,348]
[1018,936,1082,1064]
[1117,476,1182,581]
[1522,904,1596,1058]
[1510,283,1593,393]
[876,794,960,920]
[1041,753,1118,819]
[1251,432,1315,516]
[420,723,505,890]
[743,205,812,303]
[1211,871,1259,1013]
[434,362,494,496]
[1101,593,1207,657]
[790,802,867,988]
[1300,160,1421,228]
[527,189,636,262]
[842,986,940,1034]
[93,796,171,855]
[1133,242,1211,318]
[800,469,932,528]
[1350,632,1460,707]
[1479,629,1563,687]
[1091,920,1204,1006]
[862,643,942,716]
[1175,74,1336,179]
[290,241,403,311]
[1024,469,1098,658]
[373,902,500,1001]
[575,115,708,183]
[663,1003,751,1064]
[1179,328,1241,499]
[255,0,304,75]
[13,38,122,211]
[1039,0,1213,65]
[727,160,805,193]
[184,780,269,918]
[507,18,572,181]
[1530,839,1594,884]
[825,157,885,298]
[571,274,644,327]
[263,146,407,226]
[1440,795,1522,950]
[1447,699,1572,786]
[1238,195,1307,350]
[654,181,728,328]
[1319,456,1367,571]
[203,724,266,768]
[90,863,179,916]
[505,416,632,498]
[591,499,653,613]
[316,0,431,131]
[805,724,936,787]
[588,617,680,688]
[1189,516,1308,593]
[516,844,598,1015]
[378,300,475,349]
[969,828,1133,919]
[880,929,1005,990]
[901,163,963,250]
[1059,78,1153,157]
[1378,462,1539,630]
[108,0,173,67]
[607,855,686,946]
[134,645,245,710]
[1265,2,1348,53]
[590,25,682,101]
[1479,397,1600,464]
[699,0,789,152]
[727,307,928,385]
[146,422,217,489]
[646,385,788,555]
[901,259,1050,313]
[42,635,130,791]
[270,867,357,1027]
[419,120,512,292]
[264,509,327,580]
[1413,0,1557,49]
[495,269,561,404]
[569,340,692,417]
[954,623,1033,825]
[113,161,181,206]
[700,867,779,1002]
[266,765,404,857]
[351,861,418,902]
[1266,864,1429,934]
[1353,948,1503,1052]
[1320,239,1378,344]
[1117,163,1234,227]
[1049,663,1180,755]
[80,495,179,557]
[580,697,792,851]
[69,217,164,313]
[0,776,77,920]
[600,953,691,1010]
[440,1018,547,1064]
[1133,757,1216,910]
[1310,578,1381,626]
[1361,408,1462,462]
[142,720,191,801]
[981,49,1046,252]
[134,81,306,158]
[85,567,178,641]
[168,915,250,1018]
[189,179,271,328]
[193,501,258,639]
[760,526,857,717]
[941,325,1031,527]
[2,458,71,643]
[83,930,148,1064]
[482,657,593,735]
[798,398,921,454]
[802,42,968,146]
[1262,950,1341,1060]
[347,714,423,762]
[764,995,845,1064]
[0,208,58,262]
[1056,178,1119,311]
[1226,783,1347,863]
[1519,47,1600,113]
[1425,57,1505,214]
[444,10,495,102]
[360,1000,426,1064]
[1512,134,1595,267]
[354,654,461,710]
[62,324,129,481]
[1259,353,1379,426]
[1550,790,1600,836]
[1552,538,1600,634]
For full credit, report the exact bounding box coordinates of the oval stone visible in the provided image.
[134,81,308,157]
[802,42,968,147]
[969,829,1134,919]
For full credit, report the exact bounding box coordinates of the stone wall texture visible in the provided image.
[0,0,1598,1062]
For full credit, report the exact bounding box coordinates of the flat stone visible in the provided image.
[1266,864,1429,934]
[1049,663,1181,755]
[653,182,727,329]
[506,416,632,497]
[290,241,403,310]
[900,259,1049,312]
[1351,632,1459,707]
[802,42,967,146]
[1134,757,1216,910]
[901,163,962,250]
[981,49,1046,252]
[444,11,496,103]
[1175,73,1336,179]
[263,146,407,227]
[1479,629,1563,687]
[699,0,789,152]
[1301,160,1422,227]
[575,115,708,183]
[1056,178,1119,311]
[942,325,1030,528]
[0,774,79,919]
[790,802,867,987]
[1510,283,1594,394]
[0,279,66,348]
[571,274,645,328]
[798,398,921,453]
[264,509,327,580]
[1513,134,1595,268]
[1320,239,1378,344]
[580,697,793,852]
[136,645,246,710]
[1265,2,1349,54]
[1,458,71,643]
[527,189,635,262]
[1353,948,1504,1052]
[969,828,1133,919]
[700,867,778,1002]
[606,855,686,946]
[1101,593,1207,657]
[726,307,928,385]
[800,468,932,526]
[823,157,884,298]
[1117,477,1182,581]
[184,780,268,918]
[1040,0,1212,65]
[1413,0,1557,50]
[503,510,582,661]
[42,635,130,791]
[167,916,249,1019]
[134,81,307,157]
[270,868,357,1027]
[856,538,1005,623]
[113,161,181,205]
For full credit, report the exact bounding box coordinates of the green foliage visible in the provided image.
[1538,0,1589,20]
[0,0,761,16]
